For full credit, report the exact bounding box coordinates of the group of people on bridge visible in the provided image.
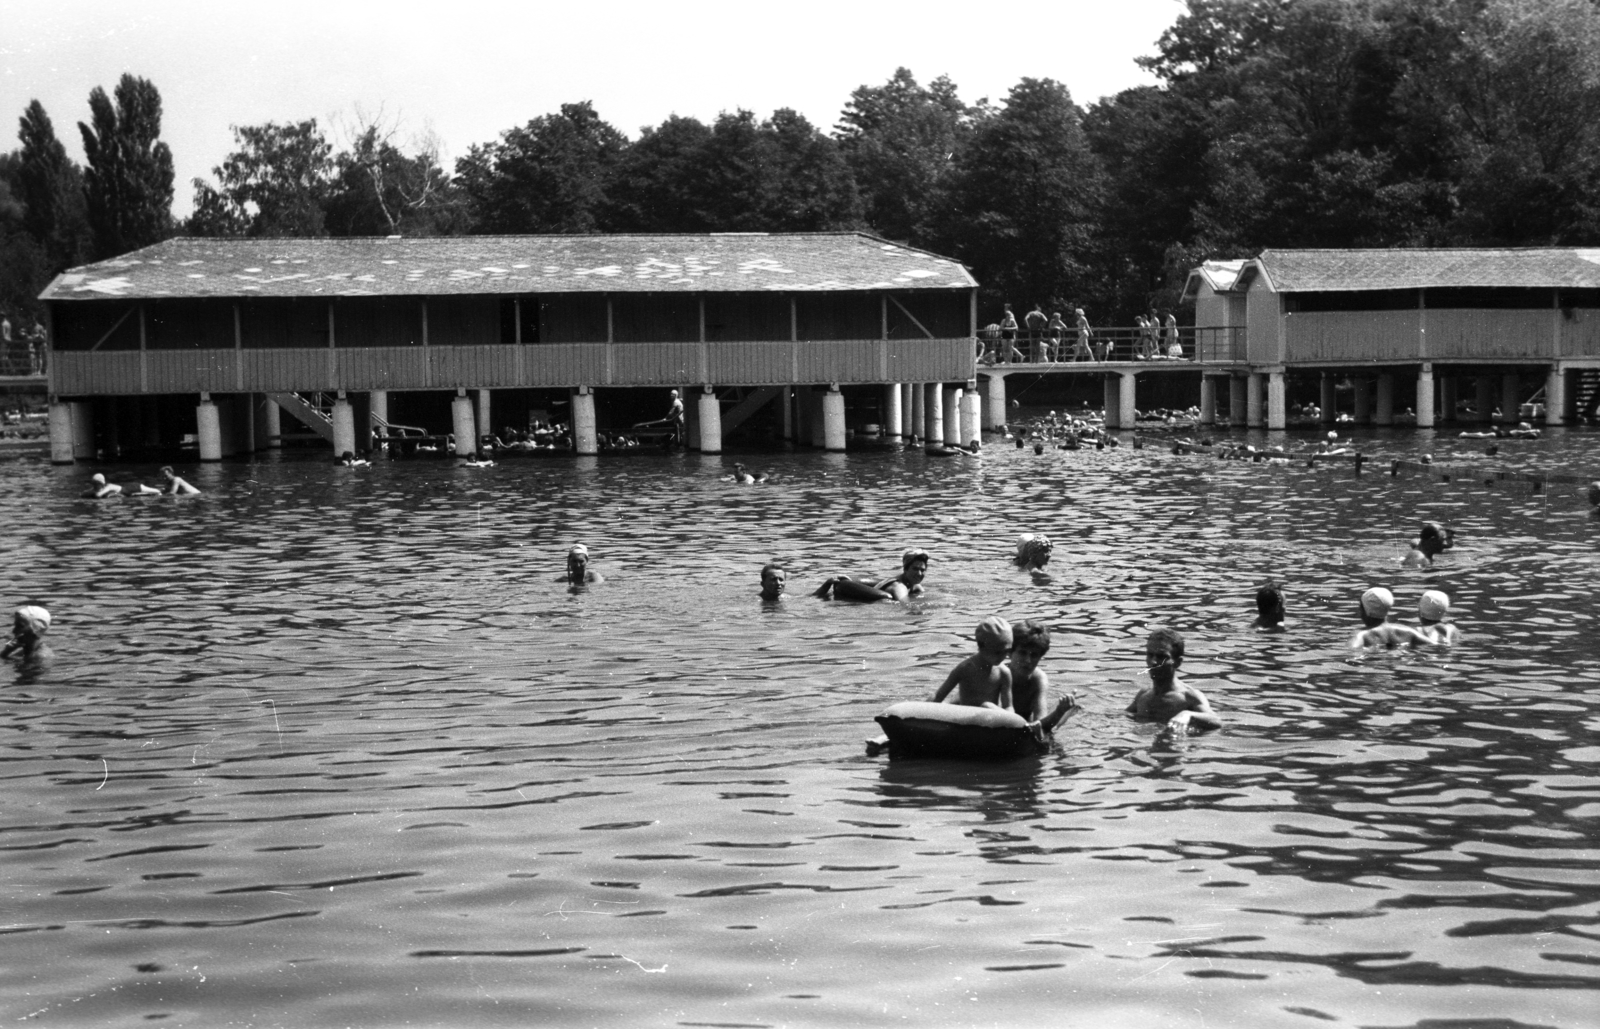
[980,304,1185,365]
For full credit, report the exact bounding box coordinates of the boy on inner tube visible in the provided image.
[813,548,928,602]
[931,616,1013,708]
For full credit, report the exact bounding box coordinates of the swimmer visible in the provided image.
[463,450,495,468]
[1127,626,1220,732]
[2,605,52,662]
[731,463,769,484]
[1014,533,1053,572]
[337,451,370,468]
[1402,521,1454,568]
[160,466,200,495]
[1254,582,1286,629]
[1589,481,1600,508]
[759,563,786,602]
[1008,619,1077,739]
[1350,587,1428,648]
[931,616,1014,708]
[82,473,121,499]
[1417,589,1459,644]
[561,543,604,585]
[813,547,928,602]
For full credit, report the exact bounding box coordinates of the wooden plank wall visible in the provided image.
[1285,310,1421,362]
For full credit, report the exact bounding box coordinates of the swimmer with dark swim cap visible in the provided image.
[1350,587,1427,648]
[1402,521,1454,568]
[1254,582,1285,629]
[561,543,605,585]
[813,547,929,602]
[2,605,52,661]
[1014,534,1053,572]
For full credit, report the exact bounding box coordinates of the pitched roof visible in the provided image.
[1180,259,1247,300]
[41,233,977,302]
[1243,247,1600,292]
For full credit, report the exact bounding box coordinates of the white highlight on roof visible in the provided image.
[575,266,621,277]
[245,267,263,273]
[77,276,133,295]
[1579,250,1600,266]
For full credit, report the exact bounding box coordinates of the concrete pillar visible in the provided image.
[1103,375,1120,428]
[1553,367,1574,425]
[883,383,903,439]
[1229,376,1247,424]
[1440,377,1458,424]
[572,387,597,455]
[476,389,492,441]
[262,395,282,448]
[1320,374,1336,424]
[1352,378,1372,424]
[822,386,846,452]
[352,392,371,453]
[809,389,828,449]
[369,389,388,435]
[1501,373,1521,424]
[332,395,356,458]
[48,400,74,464]
[1199,376,1217,425]
[1267,372,1286,430]
[909,383,924,442]
[197,395,222,462]
[1119,371,1137,430]
[925,383,944,444]
[780,386,793,441]
[686,388,702,450]
[942,386,960,446]
[901,383,915,439]
[959,385,981,447]
[451,391,475,456]
[1247,373,1264,428]
[697,387,722,453]
[1375,373,1395,426]
[1475,376,1495,423]
[1416,365,1435,429]
[983,373,1007,430]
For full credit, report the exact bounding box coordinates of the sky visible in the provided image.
[1,0,1184,217]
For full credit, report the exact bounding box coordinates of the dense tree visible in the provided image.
[15,101,89,270]
[457,102,627,234]
[604,115,718,231]
[324,124,462,236]
[836,68,973,244]
[78,74,174,258]
[189,119,332,237]
[0,154,50,325]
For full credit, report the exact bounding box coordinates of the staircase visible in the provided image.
[717,386,782,435]
[268,391,336,443]
[1573,369,1600,422]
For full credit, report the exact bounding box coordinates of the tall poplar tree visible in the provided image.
[16,100,89,270]
[78,74,174,258]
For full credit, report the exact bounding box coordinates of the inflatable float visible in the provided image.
[872,701,1046,760]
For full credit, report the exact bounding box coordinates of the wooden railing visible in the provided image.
[977,326,1246,365]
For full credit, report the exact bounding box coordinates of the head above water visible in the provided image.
[1418,521,1454,556]
[1419,590,1450,623]
[567,543,589,573]
[1256,583,1285,624]
[91,473,105,485]
[1010,618,1050,657]
[759,563,786,600]
[1016,534,1053,568]
[974,616,1013,656]
[1360,587,1395,623]
[12,605,49,639]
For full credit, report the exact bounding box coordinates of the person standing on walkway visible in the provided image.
[1024,305,1048,362]
[999,305,1021,363]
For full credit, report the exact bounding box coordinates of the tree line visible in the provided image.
[5,0,1600,334]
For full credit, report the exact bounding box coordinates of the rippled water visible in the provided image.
[3,422,1598,1028]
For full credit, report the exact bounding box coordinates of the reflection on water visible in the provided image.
[3,425,1599,1027]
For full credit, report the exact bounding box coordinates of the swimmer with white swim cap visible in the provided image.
[1402,521,1453,568]
[3,605,52,661]
[1417,590,1458,644]
[813,547,928,602]
[561,543,605,585]
[1351,587,1427,648]
[83,473,122,499]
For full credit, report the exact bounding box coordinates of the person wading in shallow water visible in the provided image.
[813,548,928,602]
[561,543,605,585]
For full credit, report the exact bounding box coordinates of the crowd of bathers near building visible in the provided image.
[979,303,1186,365]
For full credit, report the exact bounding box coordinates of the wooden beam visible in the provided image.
[890,295,934,339]
[89,306,137,352]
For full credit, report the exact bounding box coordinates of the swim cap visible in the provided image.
[974,616,1012,650]
[1016,533,1053,564]
[91,473,105,485]
[14,606,49,634]
[568,543,588,558]
[1327,431,1338,440]
[902,547,929,568]
[1419,590,1449,621]
[1360,587,1394,619]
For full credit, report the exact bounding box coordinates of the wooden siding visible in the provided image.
[1559,308,1600,356]
[50,339,976,395]
[1426,309,1553,359]
[1194,291,1228,330]
[1245,280,1276,363]
[1285,310,1421,362]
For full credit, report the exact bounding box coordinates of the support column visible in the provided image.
[1119,371,1137,430]
[1267,371,1286,430]
[1199,376,1217,426]
[572,387,597,455]
[792,387,808,447]
[983,373,1007,430]
[942,386,960,446]
[883,383,903,440]
[822,386,846,452]
[364,390,385,451]
[1440,377,1458,423]
[1352,378,1372,424]
[925,383,944,445]
[1557,368,1576,425]
[330,394,356,458]
[197,394,222,462]
[1501,373,1521,423]
[262,395,282,448]
[1416,365,1435,429]
[901,383,915,439]
[960,382,981,447]
[451,390,475,456]
[809,389,828,449]
[910,383,924,443]
[780,386,794,441]
[1375,372,1395,426]
[686,388,702,450]
[476,389,492,440]
[48,400,74,464]
[1247,373,1264,428]
[1103,375,1120,428]
[1475,376,1495,423]
[1229,376,1246,424]
[1320,374,1336,424]
[697,386,722,453]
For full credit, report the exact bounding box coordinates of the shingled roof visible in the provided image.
[1243,248,1600,292]
[41,233,977,302]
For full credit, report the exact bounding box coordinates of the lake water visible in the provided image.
[3,421,1598,1028]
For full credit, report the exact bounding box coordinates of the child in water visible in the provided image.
[1008,619,1076,736]
[1418,589,1458,644]
[2,605,52,662]
[931,616,1013,708]
[1402,521,1453,568]
[1127,626,1221,732]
